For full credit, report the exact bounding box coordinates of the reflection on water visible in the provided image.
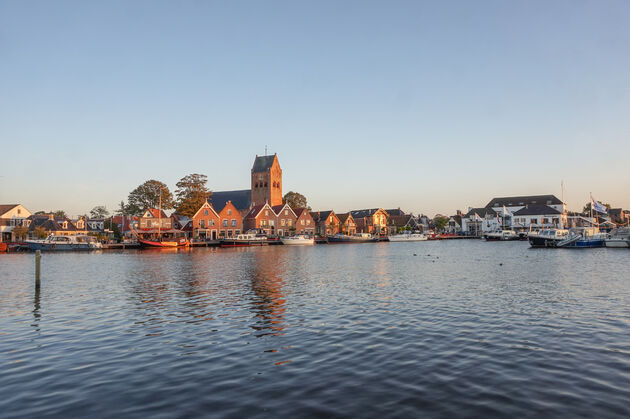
[1,242,630,417]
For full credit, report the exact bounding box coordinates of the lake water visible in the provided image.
[1,241,630,418]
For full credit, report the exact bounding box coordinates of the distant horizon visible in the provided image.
[2,1,628,216]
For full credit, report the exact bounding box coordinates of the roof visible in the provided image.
[293,208,311,218]
[465,207,497,218]
[385,209,405,216]
[350,208,388,219]
[485,195,562,208]
[28,214,81,232]
[609,208,624,216]
[388,214,412,227]
[310,210,335,222]
[450,215,462,225]
[144,208,168,219]
[251,154,278,172]
[245,204,269,219]
[209,190,251,211]
[0,204,19,217]
[337,212,353,224]
[512,204,561,216]
[272,204,295,217]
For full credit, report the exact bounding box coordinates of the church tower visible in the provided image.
[251,153,282,207]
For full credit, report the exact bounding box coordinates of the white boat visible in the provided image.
[327,233,377,243]
[26,234,102,251]
[388,232,428,242]
[483,230,519,241]
[220,232,268,247]
[280,235,315,245]
[605,227,630,248]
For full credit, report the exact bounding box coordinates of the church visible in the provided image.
[208,153,283,216]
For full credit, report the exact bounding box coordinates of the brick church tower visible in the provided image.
[251,153,282,207]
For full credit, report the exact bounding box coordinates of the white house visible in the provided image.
[0,204,32,242]
[461,208,502,236]
[511,205,566,230]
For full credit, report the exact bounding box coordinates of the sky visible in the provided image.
[1,0,629,217]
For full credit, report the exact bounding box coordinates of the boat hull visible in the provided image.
[529,236,605,248]
[220,239,268,248]
[280,238,315,245]
[388,235,428,242]
[605,239,630,248]
[327,236,377,243]
[139,239,189,248]
[26,242,94,251]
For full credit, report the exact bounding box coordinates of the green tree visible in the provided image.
[175,173,210,217]
[104,218,122,240]
[12,225,28,241]
[34,226,48,239]
[90,206,110,219]
[128,180,174,212]
[433,216,448,231]
[583,201,611,214]
[283,191,309,209]
[54,210,66,218]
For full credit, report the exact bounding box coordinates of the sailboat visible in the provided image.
[137,192,189,248]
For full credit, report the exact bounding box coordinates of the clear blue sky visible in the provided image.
[1,0,629,217]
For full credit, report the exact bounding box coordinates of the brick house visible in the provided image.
[218,200,243,238]
[272,204,297,237]
[294,208,315,235]
[336,212,357,235]
[191,201,221,240]
[350,208,389,234]
[243,203,277,235]
[310,210,340,236]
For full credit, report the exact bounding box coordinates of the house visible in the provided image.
[485,194,565,221]
[337,212,357,235]
[461,208,499,236]
[511,204,565,230]
[87,218,105,234]
[350,208,389,234]
[27,213,88,238]
[272,204,297,237]
[609,208,630,225]
[218,200,243,238]
[310,210,340,236]
[191,202,221,240]
[243,203,277,235]
[0,204,32,242]
[112,215,139,238]
[387,214,415,234]
[139,208,171,230]
[294,208,315,235]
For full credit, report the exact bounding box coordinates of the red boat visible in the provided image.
[138,238,189,248]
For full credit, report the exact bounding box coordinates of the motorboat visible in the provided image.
[529,228,605,248]
[483,230,520,241]
[528,229,571,248]
[327,233,377,243]
[388,232,428,242]
[139,237,189,248]
[280,235,315,245]
[25,235,102,251]
[605,227,630,248]
[220,232,268,247]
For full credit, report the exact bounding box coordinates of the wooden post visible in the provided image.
[35,250,41,290]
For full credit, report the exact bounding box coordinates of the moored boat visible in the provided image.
[220,232,268,247]
[139,237,189,248]
[25,234,102,251]
[327,233,377,243]
[605,227,630,248]
[483,230,520,241]
[280,235,315,245]
[388,232,428,242]
[529,227,605,248]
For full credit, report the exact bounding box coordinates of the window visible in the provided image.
[231,219,236,227]
[209,219,215,226]
[223,219,228,227]
[306,220,310,225]
[288,220,292,226]
[228,209,232,215]
[204,210,208,216]
[17,209,21,215]
[265,210,269,216]
[284,210,288,215]
[200,220,205,228]
[281,219,285,226]
[301,220,305,225]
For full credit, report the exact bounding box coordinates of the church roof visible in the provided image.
[209,190,251,211]
[252,154,277,172]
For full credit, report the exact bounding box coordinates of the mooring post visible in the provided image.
[35,250,41,290]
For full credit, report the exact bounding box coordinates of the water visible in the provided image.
[1,241,630,418]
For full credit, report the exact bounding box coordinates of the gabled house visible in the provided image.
[511,204,565,230]
[0,204,32,242]
[609,208,630,226]
[243,203,276,235]
[139,208,171,230]
[337,212,357,236]
[27,213,87,238]
[217,200,243,238]
[447,215,462,234]
[310,210,340,236]
[387,214,415,234]
[485,194,565,218]
[294,208,315,235]
[272,204,297,237]
[461,208,499,236]
[350,208,389,234]
[191,202,221,240]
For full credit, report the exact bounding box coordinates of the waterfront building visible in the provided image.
[0,204,32,242]
[350,208,389,234]
[27,213,88,238]
[511,204,565,230]
[609,208,630,225]
[337,212,357,236]
[447,214,463,234]
[485,194,565,222]
[310,210,340,236]
[243,203,277,235]
[386,214,414,235]
[461,208,499,236]
[191,202,220,240]
[218,200,243,238]
[272,204,297,237]
[86,218,105,234]
[294,208,315,235]
[139,208,171,230]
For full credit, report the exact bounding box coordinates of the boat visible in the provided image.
[528,229,571,248]
[138,237,189,248]
[605,227,630,248]
[25,234,102,251]
[529,227,605,248]
[327,233,378,243]
[220,232,268,247]
[388,232,428,242]
[483,230,520,241]
[280,235,315,245]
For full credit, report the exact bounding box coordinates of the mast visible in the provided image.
[158,190,162,238]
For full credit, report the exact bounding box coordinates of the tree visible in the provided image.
[128,180,174,212]
[34,226,48,239]
[54,210,66,218]
[104,218,122,240]
[12,225,28,241]
[175,173,210,217]
[283,191,308,209]
[583,201,611,215]
[433,216,448,231]
[90,206,110,219]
